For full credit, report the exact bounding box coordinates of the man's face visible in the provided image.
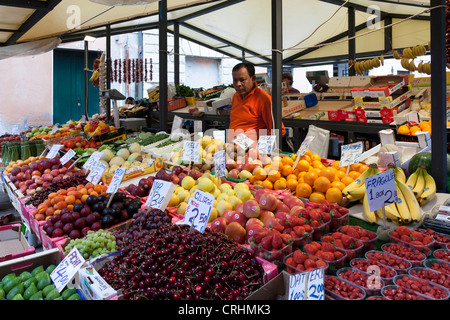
[232,67,255,98]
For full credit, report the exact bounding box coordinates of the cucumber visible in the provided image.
[62,287,77,300]
[19,271,32,282]
[42,284,56,297]
[3,277,21,294]
[37,274,51,291]
[31,265,44,277]
[46,288,60,300]
[68,293,81,300]
[23,277,37,289]
[23,283,38,300]
[7,283,24,300]
[29,291,43,300]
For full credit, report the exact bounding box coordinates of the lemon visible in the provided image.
[181,176,196,190]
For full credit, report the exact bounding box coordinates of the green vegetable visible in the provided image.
[11,293,24,300]
[3,277,21,294]
[23,276,37,288]
[62,287,78,300]
[46,288,60,300]
[45,264,56,274]
[42,284,56,297]
[23,283,38,300]
[31,265,44,277]
[68,293,82,300]
[7,283,24,300]
[29,291,43,300]
[19,271,32,282]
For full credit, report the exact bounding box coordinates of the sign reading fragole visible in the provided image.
[364,169,397,212]
[50,247,85,292]
[339,141,363,168]
[183,189,215,233]
[145,179,176,211]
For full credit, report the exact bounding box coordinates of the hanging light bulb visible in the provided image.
[89,0,158,6]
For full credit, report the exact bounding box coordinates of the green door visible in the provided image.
[53,48,100,124]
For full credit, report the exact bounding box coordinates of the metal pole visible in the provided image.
[272,0,282,149]
[106,25,111,122]
[84,40,89,120]
[348,6,355,76]
[159,0,168,132]
[430,0,447,192]
[174,22,180,87]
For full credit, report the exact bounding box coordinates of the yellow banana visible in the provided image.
[396,178,422,222]
[406,168,419,190]
[363,192,378,224]
[394,167,406,184]
[419,45,427,56]
[380,55,384,65]
[393,50,400,59]
[408,60,416,71]
[354,62,361,75]
[419,170,436,205]
[90,70,99,82]
[395,183,411,224]
[412,168,425,197]
[418,61,424,73]
[345,184,366,202]
[342,165,377,195]
[383,202,402,224]
[402,48,411,59]
[400,58,409,69]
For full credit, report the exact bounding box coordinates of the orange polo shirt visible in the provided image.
[228,83,286,143]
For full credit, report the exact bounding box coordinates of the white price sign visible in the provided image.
[288,268,324,300]
[182,141,201,163]
[293,136,315,169]
[83,151,104,171]
[106,167,126,194]
[49,127,59,135]
[145,179,176,210]
[233,133,255,150]
[50,247,85,292]
[339,141,363,167]
[60,149,76,165]
[86,162,107,185]
[257,135,276,155]
[46,144,63,159]
[214,150,226,178]
[183,190,215,233]
[364,169,397,212]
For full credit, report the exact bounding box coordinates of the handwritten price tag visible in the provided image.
[83,151,104,171]
[46,144,63,159]
[183,190,215,233]
[364,169,397,212]
[145,179,176,210]
[233,133,254,150]
[49,127,59,135]
[288,272,307,300]
[288,268,324,300]
[86,162,107,185]
[106,167,126,194]
[182,141,201,163]
[339,141,363,167]
[50,247,85,292]
[257,135,276,155]
[60,149,76,165]
[214,150,226,178]
[293,136,315,169]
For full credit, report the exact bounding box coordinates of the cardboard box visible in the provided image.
[147,86,159,102]
[0,223,35,262]
[351,75,409,98]
[75,264,117,300]
[282,100,306,117]
[204,97,232,114]
[353,88,412,109]
[0,247,61,280]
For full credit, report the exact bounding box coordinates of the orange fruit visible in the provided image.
[286,174,298,181]
[331,160,341,169]
[304,149,312,157]
[254,168,267,181]
[358,164,369,174]
[89,191,99,197]
[65,195,76,205]
[410,126,421,135]
[300,154,311,163]
[254,180,263,187]
[348,170,361,181]
[262,179,274,190]
[336,169,346,180]
[268,170,281,183]
[81,194,89,204]
[286,179,298,191]
[297,159,310,172]
[274,179,287,190]
[311,154,321,162]
[296,182,312,198]
[281,164,293,177]
[281,156,294,167]
[303,171,318,186]
[351,163,362,172]
[313,176,331,193]
[331,180,346,191]
[320,167,336,182]
[309,191,325,204]
[312,160,324,169]
[398,125,410,135]
[341,176,355,186]
[326,187,343,203]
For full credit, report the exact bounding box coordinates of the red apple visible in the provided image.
[245,223,265,241]
[259,193,278,211]
[242,199,261,219]
[210,217,228,233]
[245,217,264,230]
[225,222,246,244]
[275,200,290,214]
[290,205,306,216]
[254,188,269,203]
[259,210,275,224]
[283,195,304,209]
[235,202,244,214]
[226,211,247,227]
[228,169,240,179]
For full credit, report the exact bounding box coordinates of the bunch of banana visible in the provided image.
[90,69,99,82]
[393,50,401,60]
[342,164,380,202]
[406,166,436,206]
[419,62,431,75]
[412,45,427,57]
[354,57,383,75]
[389,164,406,183]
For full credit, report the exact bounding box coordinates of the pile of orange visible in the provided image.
[33,183,107,221]
[249,149,367,204]
[397,120,433,136]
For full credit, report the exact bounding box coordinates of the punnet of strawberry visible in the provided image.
[389,226,434,256]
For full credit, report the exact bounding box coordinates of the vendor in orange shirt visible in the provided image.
[228,62,286,144]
